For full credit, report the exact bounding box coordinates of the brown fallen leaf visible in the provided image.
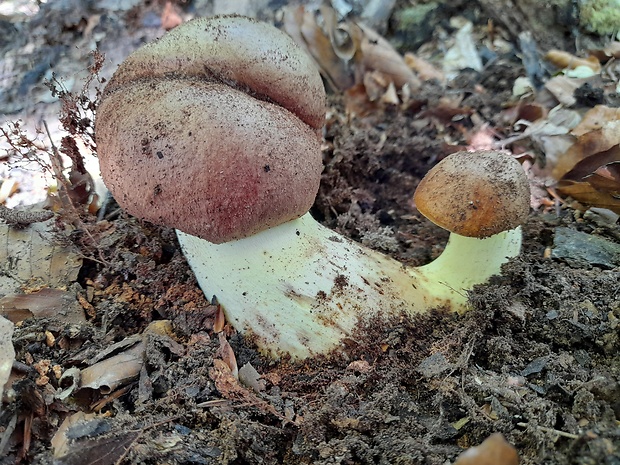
[548,105,620,212]
[404,52,445,83]
[217,332,238,378]
[544,74,604,107]
[283,5,355,91]
[588,42,620,62]
[51,411,97,459]
[0,288,86,324]
[571,105,620,137]
[354,22,421,92]
[557,168,620,213]
[283,4,419,102]
[213,302,226,333]
[67,433,139,465]
[454,433,519,465]
[544,50,601,72]
[79,340,145,394]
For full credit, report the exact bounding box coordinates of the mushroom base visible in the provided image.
[177,214,522,359]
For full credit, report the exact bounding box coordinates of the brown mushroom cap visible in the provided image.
[102,15,325,131]
[413,151,530,238]
[95,16,325,244]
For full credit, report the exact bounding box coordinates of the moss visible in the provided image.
[580,0,620,36]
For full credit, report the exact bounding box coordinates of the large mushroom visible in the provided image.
[95,16,530,359]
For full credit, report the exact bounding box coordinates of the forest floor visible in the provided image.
[0,1,619,464]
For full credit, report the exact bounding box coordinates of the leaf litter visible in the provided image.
[0,1,619,464]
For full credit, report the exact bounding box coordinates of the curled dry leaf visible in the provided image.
[544,50,601,72]
[282,5,355,91]
[454,433,519,465]
[79,340,145,394]
[588,42,620,63]
[282,4,419,107]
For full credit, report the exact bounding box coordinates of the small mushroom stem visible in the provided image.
[417,227,522,305]
[177,213,521,359]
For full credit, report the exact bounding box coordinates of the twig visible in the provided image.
[0,204,53,227]
[517,422,580,439]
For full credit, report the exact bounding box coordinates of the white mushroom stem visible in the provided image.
[177,213,521,359]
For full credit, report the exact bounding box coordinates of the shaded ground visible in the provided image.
[1,1,619,464]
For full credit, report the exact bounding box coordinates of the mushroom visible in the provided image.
[95,16,530,359]
[95,15,325,244]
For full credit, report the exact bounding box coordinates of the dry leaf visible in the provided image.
[454,433,519,465]
[588,42,620,62]
[282,4,419,101]
[238,362,266,393]
[344,83,382,117]
[571,105,620,137]
[283,6,354,91]
[404,52,445,83]
[213,303,226,333]
[0,316,15,405]
[557,178,620,213]
[550,105,620,212]
[209,359,287,422]
[217,333,238,378]
[354,22,421,92]
[52,411,96,458]
[0,288,86,324]
[544,75,603,107]
[52,411,138,465]
[0,178,18,204]
[79,341,145,394]
[443,21,483,77]
[545,50,601,72]
[0,219,82,295]
[553,108,620,180]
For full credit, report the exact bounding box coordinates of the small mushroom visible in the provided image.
[413,150,530,238]
[95,17,531,359]
[413,151,531,309]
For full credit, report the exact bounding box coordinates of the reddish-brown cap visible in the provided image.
[413,151,530,238]
[95,16,325,244]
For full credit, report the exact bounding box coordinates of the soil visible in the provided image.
[1,1,619,465]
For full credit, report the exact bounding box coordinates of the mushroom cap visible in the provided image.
[413,151,530,238]
[103,15,325,130]
[95,16,325,244]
